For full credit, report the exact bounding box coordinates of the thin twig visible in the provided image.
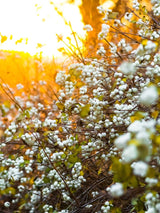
[0,78,24,111]
[103,38,123,60]
[110,26,140,44]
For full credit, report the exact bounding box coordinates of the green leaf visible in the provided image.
[68,155,79,164]
[43,177,50,184]
[112,207,122,213]
[24,110,30,118]
[111,157,131,183]
[131,197,145,212]
[61,153,66,159]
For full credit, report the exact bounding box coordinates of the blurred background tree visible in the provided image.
[77,0,130,56]
[66,0,151,57]
[79,0,102,53]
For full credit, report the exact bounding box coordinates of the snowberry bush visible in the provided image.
[1,0,160,212]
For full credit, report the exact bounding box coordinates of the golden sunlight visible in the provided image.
[0,0,85,59]
[101,0,115,9]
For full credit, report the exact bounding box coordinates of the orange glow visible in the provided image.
[0,0,85,59]
[101,0,115,9]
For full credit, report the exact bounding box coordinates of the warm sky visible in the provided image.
[0,0,115,59]
[0,0,85,58]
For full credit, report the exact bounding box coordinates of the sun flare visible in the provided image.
[0,0,85,59]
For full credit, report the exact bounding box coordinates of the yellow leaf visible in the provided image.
[59,127,63,132]
[15,38,23,45]
[56,102,65,111]
[129,139,140,146]
[1,35,7,43]
[151,110,159,119]
[80,171,84,176]
[155,135,160,145]
[98,168,102,175]
[0,130,4,137]
[5,187,16,195]
[108,12,119,19]
[142,39,148,46]
[80,104,90,118]
[36,43,44,48]
[130,112,145,122]
[0,166,5,172]
[76,81,84,88]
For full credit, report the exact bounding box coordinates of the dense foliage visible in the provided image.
[1,0,160,212]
